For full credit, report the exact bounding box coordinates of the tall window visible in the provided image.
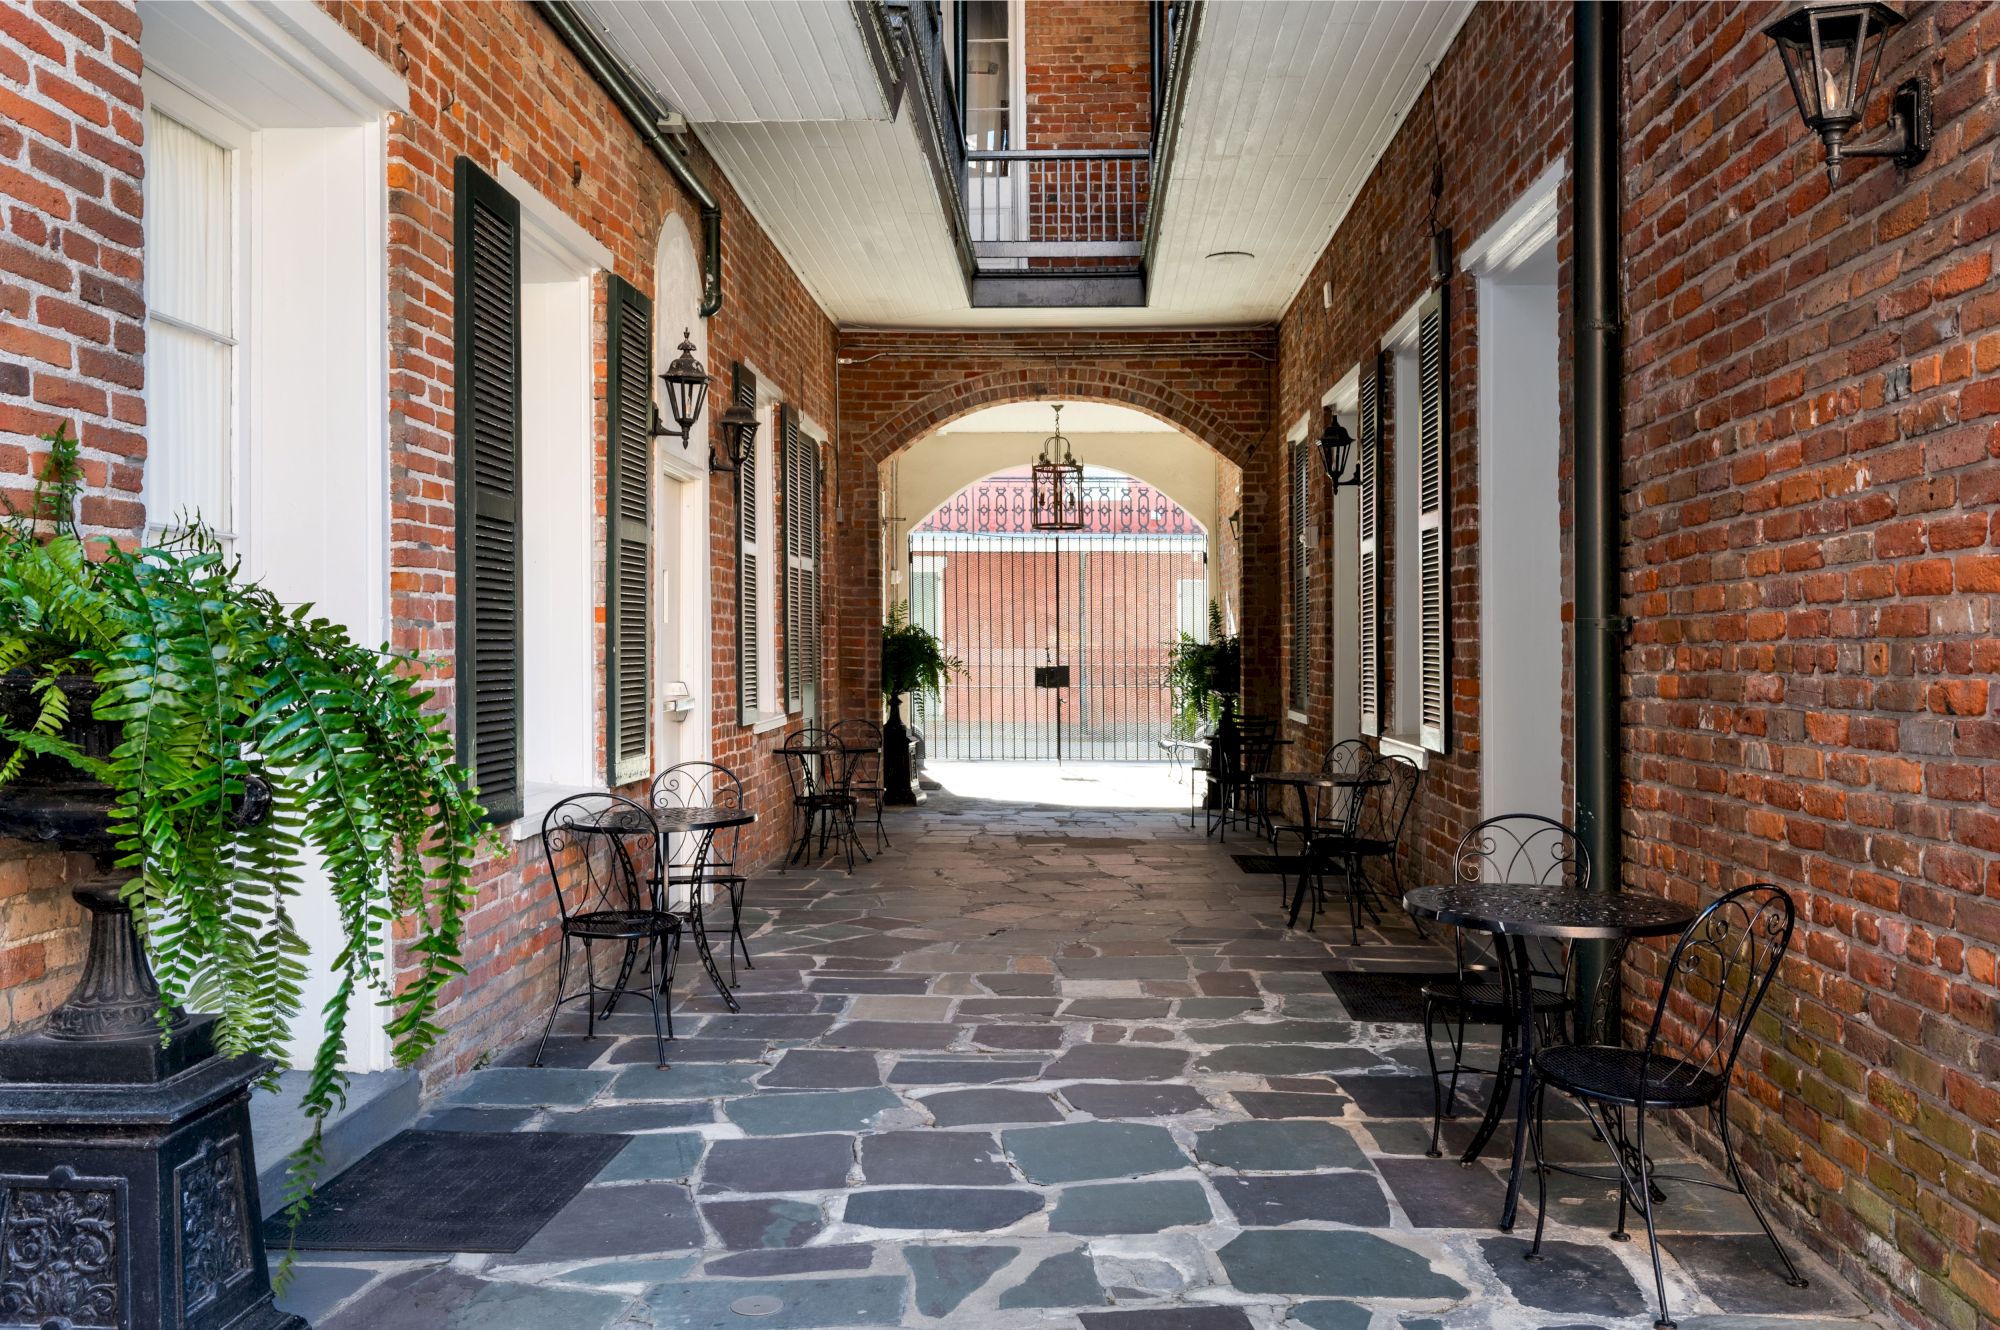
[144,108,240,542]
[957,0,1011,152]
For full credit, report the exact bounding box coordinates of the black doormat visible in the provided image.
[1322,970,1457,1023]
[269,1130,629,1252]
[1231,853,1310,875]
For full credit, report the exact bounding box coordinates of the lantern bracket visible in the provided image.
[1841,74,1931,171]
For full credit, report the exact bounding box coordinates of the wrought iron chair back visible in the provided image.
[540,792,657,923]
[1236,717,1281,775]
[1639,883,1795,1096]
[1320,737,1367,778]
[782,725,846,800]
[651,761,745,869]
[1450,812,1591,990]
[1352,752,1419,844]
[830,718,884,792]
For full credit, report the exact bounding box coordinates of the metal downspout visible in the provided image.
[533,0,724,317]
[1572,0,1623,1036]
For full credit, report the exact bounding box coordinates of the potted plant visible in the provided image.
[1164,602,1241,738]
[878,601,962,804]
[0,424,488,1318]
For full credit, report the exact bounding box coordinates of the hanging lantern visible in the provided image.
[650,328,711,447]
[1030,404,1084,531]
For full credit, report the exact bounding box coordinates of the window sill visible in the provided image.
[1378,734,1431,770]
[509,781,603,842]
[1286,709,1310,726]
[752,712,791,736]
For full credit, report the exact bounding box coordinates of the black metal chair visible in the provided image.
[531,792,679,1069]
[829,717,889,852]
[1269,738,1368,908]
[1528,884,1806,1329]
[1209,716,1281,841]
[1299,752,1420,944]
[782,724,864,873]
[1422,814,1589,1158]
[650,761,751,982]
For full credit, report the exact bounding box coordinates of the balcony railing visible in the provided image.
[965,150,1151,266]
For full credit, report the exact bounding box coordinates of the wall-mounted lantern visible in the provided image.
[1764,2,1931,185]
[1030,404,1084,531]
[1317,406,1360,491]
[650,328,711,449]
[712,399,759,475]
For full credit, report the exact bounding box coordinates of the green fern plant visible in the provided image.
[880,600,963,704]
[0,422,489,1232]
[1163,601,1240,738]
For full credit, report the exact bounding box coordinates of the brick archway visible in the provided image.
[854,366,1258,471]
[830,328,1281,726]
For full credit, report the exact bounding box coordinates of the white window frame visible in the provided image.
[1383,298,1429,769]
[1286,412,1312,726]
[505,166,614,840]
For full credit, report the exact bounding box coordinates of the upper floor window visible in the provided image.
[956,0,1012,153]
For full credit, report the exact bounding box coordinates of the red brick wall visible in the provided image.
[0,2,842,1086]
[1024,0,1151,151]
[1618,4,2000,1327]
[0,0,146,1034]
[831,328,1279,725]
[1273,2,1574,893]
[315,0,839,1084]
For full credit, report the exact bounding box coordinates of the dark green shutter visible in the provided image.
[1416,286,1450,753]
[734,363,760,723]
[452,156,523,824]
[1357,355,1381,739]
[605,274,653,785]
[781,405,803,712]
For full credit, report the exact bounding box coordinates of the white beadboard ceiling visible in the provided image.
[581,0,1473,329]
[580,1,889,122]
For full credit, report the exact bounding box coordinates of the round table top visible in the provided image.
[652,806,755,833]
[1402,884,1695,941]
[1254,770,1386,788]
[777,741,871,756]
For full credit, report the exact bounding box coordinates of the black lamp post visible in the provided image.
[1764,2,1931,185]
[651,328,711,449]
[1317,406,1359,490]
[713,400,760,475]
[1030,404,1084,531]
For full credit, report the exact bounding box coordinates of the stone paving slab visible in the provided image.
[311,780,1886,1330]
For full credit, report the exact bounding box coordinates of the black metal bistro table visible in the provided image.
[649,805,755,1013]
[777,739,869,871]
[1258,770,1388,930]
[1401,884,1696,1232]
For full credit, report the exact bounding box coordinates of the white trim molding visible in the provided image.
[1461,158,1564,279]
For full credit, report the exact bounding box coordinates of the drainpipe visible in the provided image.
[534,0,724,317]
[1572,0,1623,1037]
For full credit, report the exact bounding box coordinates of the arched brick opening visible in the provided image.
[830,333,1281,731]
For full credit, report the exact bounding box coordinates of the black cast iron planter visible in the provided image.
[880,695,924,806]
[0,674,306,1330]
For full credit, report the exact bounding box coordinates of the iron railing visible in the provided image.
[965,149,1151,266]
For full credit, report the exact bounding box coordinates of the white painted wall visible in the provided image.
[653,215,712,769]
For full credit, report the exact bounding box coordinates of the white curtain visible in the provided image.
[144,110,235,536]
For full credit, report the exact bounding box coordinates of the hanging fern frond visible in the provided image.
[0,423,492,1238]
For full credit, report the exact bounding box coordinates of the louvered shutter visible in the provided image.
[1416,287,1450,753]
[806,435,823,714]
[1289,438,1311,713]
[452,157,523,824]
[734,363,760,723]
[781,409,823,716]
[1357,355,1382,739]
[605,274,653,785]
[782,406,802,711]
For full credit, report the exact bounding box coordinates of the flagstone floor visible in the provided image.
[287,771,1882,1330]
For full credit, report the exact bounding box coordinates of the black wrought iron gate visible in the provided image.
[908,472,1207,762]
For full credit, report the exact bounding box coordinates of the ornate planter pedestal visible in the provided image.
[0,868,306,1330]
